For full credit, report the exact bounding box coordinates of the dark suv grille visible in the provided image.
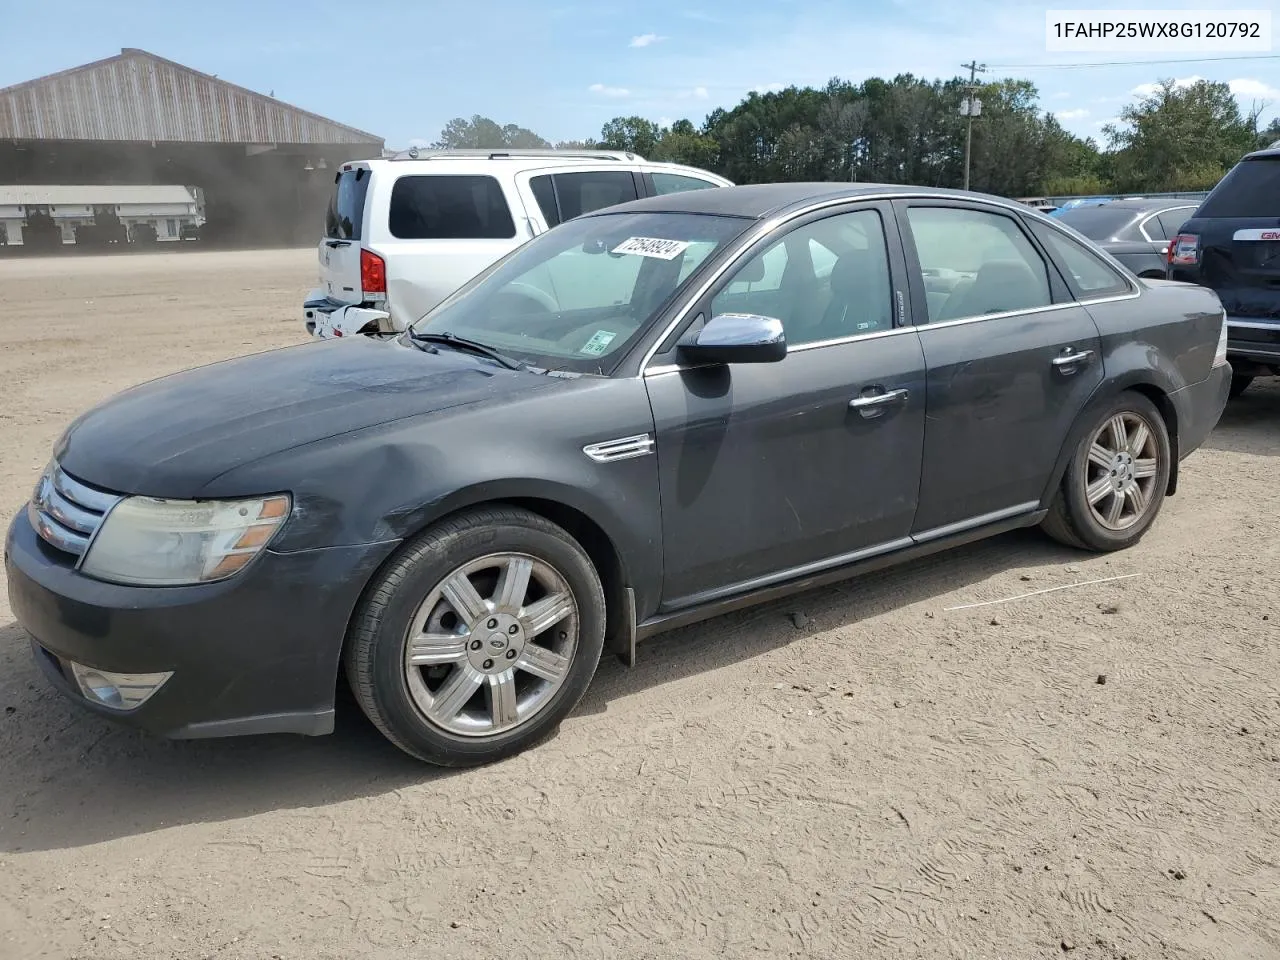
[29,464,123,560]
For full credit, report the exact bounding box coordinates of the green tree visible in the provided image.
[599,116,664,156]
[1104,80,1258,191]
[432,115,550,149]
[653,119,720,169]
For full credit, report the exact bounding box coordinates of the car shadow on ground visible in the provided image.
[0,526,1080,854]
[1205,379,1280,457]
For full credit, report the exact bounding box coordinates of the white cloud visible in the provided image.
[629,33,666,48]
[1051,91,1072,100]
[750,82,785,94]
[676,86,710,99]
[588,82,631,98]
[1131,75,1203,98]
[1055,108,1090,121]
[1229,78,1280,101]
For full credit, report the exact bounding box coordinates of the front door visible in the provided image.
[893,200,1106,534]
[643,203,928,609]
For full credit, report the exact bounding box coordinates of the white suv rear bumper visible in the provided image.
[303,288,394,339]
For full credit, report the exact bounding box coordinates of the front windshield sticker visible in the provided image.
[611,236,691,260]
[579,330,617,355]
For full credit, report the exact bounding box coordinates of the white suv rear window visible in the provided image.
[388,175,516,240]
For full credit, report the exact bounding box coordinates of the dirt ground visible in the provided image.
[0,249,1277,960]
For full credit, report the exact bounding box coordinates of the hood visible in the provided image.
[55,337,552,497]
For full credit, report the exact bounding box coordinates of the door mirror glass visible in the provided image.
[679,313,787,364]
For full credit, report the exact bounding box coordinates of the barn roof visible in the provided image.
[0,184,196,207]
[0,48,383,146]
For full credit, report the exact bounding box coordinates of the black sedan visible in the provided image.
[1052,198,1200,278]
[6,183,1231,767]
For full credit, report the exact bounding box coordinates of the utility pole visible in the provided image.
[960,60,986,191]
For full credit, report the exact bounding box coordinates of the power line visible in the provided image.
[987,53,1280,70]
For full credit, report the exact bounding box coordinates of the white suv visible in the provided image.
[302,148,732,338]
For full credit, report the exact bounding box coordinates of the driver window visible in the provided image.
[709,208,893,347]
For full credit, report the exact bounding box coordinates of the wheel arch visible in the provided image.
[336,483,638,704]
[1040,378,1181,507]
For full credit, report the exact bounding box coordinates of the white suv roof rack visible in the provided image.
[388,147,643,163]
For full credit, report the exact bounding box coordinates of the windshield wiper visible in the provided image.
[406,331,525,370]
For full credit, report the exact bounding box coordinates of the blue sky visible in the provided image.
[2,0,1278,149]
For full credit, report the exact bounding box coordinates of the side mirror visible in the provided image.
[678,313,787,365]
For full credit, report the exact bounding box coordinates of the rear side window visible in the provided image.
[529,171,639,228]
[388,175,516,240]
[1196,158,1280,218]
[1155,208,1194,238]
[904,205,1053,322]
[652,172,718,195]
[325,168,370,240]
[1031,221,1133,298]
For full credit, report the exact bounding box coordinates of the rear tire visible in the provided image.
[343,506,606,767]
[1040,392,1171,552]
[1229,374,1254,399]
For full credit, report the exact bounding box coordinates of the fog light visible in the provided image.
[69,661,172,710]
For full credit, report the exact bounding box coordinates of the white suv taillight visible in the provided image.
[1214,309,1229,367]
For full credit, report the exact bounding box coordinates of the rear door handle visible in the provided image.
[849,387,909,410]
[324,239,351,248]
[1052,348,1094,370]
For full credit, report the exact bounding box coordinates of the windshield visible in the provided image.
[1053,205,1138,240]
[410,211,752,373]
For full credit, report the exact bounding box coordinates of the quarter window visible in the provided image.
[1155,208,1193,240]
[651,172,718,195]
[904,206,1052,323]
[1031,221,1133,298]
[388,175,516,240]
[710,208,893,347]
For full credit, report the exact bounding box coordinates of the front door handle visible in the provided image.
[1052,348,1094,371]
[849,387,909,411]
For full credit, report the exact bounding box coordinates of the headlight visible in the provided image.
[81,494,291,586]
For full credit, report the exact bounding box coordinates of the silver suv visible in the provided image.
[303,148,732,338]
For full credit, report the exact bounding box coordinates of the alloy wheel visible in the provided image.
[1082,411,1162,532]
[403,553,579,737]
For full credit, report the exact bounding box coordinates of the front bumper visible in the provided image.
[5,509,399,739]
[1172,361,1231,461]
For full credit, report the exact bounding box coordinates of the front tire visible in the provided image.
[1041,392,1171,552]
[344,506,606,766]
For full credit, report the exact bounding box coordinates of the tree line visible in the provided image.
[432,75,1279,199]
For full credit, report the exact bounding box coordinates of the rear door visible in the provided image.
[319,163,372,305]
[894,199,1105,533]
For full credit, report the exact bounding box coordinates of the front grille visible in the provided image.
[30,464,123,560]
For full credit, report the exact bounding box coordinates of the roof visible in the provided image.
[0,48,382,145]
[585,182,1020,220]
[0,184,196,207]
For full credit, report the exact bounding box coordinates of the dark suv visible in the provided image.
[1168,147,1280,397]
